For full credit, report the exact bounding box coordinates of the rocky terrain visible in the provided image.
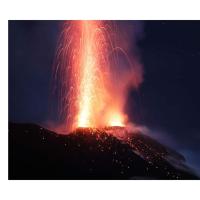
[9,123,199,180]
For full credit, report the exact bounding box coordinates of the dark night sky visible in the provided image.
[9,21,200,173]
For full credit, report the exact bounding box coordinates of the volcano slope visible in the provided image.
[9,123,199,180]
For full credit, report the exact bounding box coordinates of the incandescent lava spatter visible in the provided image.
[9,123,199,180]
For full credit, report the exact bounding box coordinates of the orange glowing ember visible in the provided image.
[52,20,142,133]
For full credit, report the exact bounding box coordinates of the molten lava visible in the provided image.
[77,21,108,128]
[52,20,142,133]
[76,20,127,129]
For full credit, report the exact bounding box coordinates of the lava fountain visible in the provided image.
[52,20,143,133]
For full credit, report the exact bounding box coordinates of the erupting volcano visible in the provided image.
[9,20,199,180]
[52,20,142,133]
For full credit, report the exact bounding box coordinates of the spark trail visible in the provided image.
[52,20,142,133]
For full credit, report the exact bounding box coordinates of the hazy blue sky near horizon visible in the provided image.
[9,20,200,173]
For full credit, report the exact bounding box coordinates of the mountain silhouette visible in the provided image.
[9,123,199,180]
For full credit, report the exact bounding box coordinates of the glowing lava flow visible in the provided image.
[52,20,141,133]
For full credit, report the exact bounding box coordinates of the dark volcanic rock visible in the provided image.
[9,123,199,180]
